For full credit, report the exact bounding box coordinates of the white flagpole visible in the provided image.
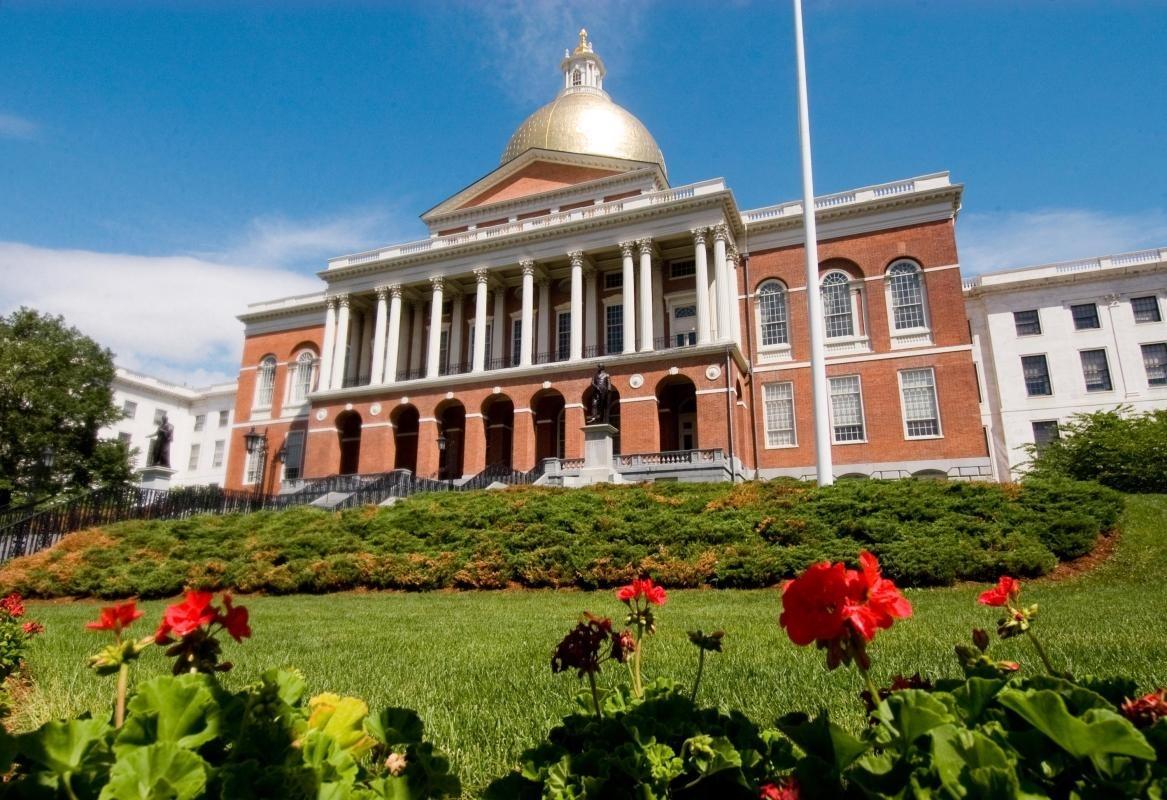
[792,0,834,486]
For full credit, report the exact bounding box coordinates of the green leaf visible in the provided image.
[951,679,1007,723]
[997,688,1156,768]
[16,717,111,776]
[98,743,208,800]
[365,708,424,747]
[299,729,359,787]
[117,674,220,753]
[874,690,957,753]
[260,668,308,708]
[681,734,742,777]
[305,694,376,757]
[776,710,868,772]
[928,723,1020,798]
[641,741,683,784]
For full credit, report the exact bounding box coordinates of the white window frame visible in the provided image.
[1131,295,1163,324]
[602,271,622,291]
[1013,309,1042,337]
[755,280,792,358]
[602,295,624,355]
[187,444,201,472]
[212,440,225,468]
[665,292,698,348]
[669,259,696,280]
[243,448,263,485]
[1020,353,1053,397]
[218,410,230,427]
[510,313,523,366]
[762,381,797,449]
[466,317,494,365]
[1140,342,1167,388]
[1069,302,1102,331]
[884,260,932,348]
[828,375,867,444]
[555,306,572,361]
[285,350,318,407]
[253,355,277,410]
[898,367,943,440]
[193,414,205,432]
[1078,348,1114,393]
[122,400,137,419]
[820,270,870,353]
[1031,419,1061,454]
[281,430,306,481]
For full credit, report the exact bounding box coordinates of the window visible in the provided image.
[1079,349,1113,392]
[756,281,789,346]
[887,261,927,330]
[1014,310,1042,336]
[187,444,201,471]
[900,368,940,437]
[194,414,205,432]
[605,303,624,354]
[673,304,697,347]
[556,311,572,360]
[151,408,164,426]
[1071,303,1100,330]
[282,431,305,481]
[244,449,263,485]
[467,321,493,362]
[122,400,137,418]
[510,318,522,366]
[1021,355,1052,396]
[218,410,229,427]
[1142,343,1167,386]
[1032,420,1060,454]
[437,329,450,374]
[1133,296,1162,323]
[821,272,855,338]
[288,351,317,404]
[212,440,225,468]
[762,382,796,447]
[603,271,622,290]
[828,376,865,442]
[572,69,582,87]
[254,356,276,408]
[670,260,696,279]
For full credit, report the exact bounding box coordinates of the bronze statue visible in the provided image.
[147,412,174,468]
[586,364,612,424]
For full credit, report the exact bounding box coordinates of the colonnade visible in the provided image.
[316,223,742,391]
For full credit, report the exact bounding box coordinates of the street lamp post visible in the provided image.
[38,445,55,504]
[243,427,269,508]
[436,431,450,491]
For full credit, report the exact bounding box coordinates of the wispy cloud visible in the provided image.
[959,208,1167,275]
[468,0,652,105]
[0,113,38,140]
[0,209,404,386]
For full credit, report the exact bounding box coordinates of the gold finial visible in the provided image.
[575,28,591,54]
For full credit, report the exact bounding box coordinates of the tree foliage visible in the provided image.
[0,307,132,508]
[1026,407,1167,493]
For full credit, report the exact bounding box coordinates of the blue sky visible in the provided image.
[2,1,1165,384]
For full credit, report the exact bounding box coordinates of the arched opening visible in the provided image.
[391,404,419,473]
[581,385,621,454]
[657,376,698,452]
[912,469,948,481]
[531,389,566,462]
[335,411,362,475]
[436,400,466,480]
[481,395,514,469]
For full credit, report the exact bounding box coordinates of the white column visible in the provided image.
[492,284,506,364]
[519,260,535,367]
[426,277,444,378]
[651,261,665,343]
[473,269,489,372]
[358,307,374,381]
[449,286,464,372]
[619,241,636,354]
[348,310,365,384]
[329,295,350,390]
[536,277,550,360]
[385,285,403,382]
[584,267,598,354]
[370,286,389,384]
[728,248,743,347]
[568,250,584,361]
[409,301,424,376]
[319,296,338,390]
[692,228,711,344]
[712,223,731,342]
[637,238,654,352]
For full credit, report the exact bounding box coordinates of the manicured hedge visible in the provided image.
[0,477,1123,598]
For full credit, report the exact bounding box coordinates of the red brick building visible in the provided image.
[225,32,989,492]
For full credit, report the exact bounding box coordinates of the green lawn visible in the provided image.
[16,494,1167,797]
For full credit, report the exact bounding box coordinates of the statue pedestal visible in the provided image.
[139,466,176,491]
[578,423,619,485]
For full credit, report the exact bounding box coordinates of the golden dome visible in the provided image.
[499,31,667,176]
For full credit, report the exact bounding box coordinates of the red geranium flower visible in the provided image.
[0,593,25,618]
[85,600,145,634]
[617,578,667,606]
[155,590,217,643]
[22,621,45,636]
[779,561,851,646]
[759,777,800,799]
[1122,689,1167,728]
[219,593,251,643]
[844,551,913,642]
[978,576,1021,607]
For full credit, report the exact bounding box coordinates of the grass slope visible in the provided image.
[15,495,1165,798]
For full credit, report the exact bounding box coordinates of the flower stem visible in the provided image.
[587,671,602,718]
[1026,631,1056,675]
[690,648,706,704]
[115,663,129,728]
[632,621,645,698]
[858,666,882,714]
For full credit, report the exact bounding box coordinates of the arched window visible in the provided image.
[821,272,855,338]
[887,260,927,330]
[756,281,789,346]
[287,351,317,405]
[254,356,276,409]
[572,69,582,87]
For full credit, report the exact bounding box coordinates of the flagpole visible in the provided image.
[792,0,834,486]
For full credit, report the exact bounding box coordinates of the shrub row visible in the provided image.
[0,476,1123,598]
[1027,407,1167,493]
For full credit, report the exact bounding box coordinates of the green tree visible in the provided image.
[1025,406,1167,493]
[0,307,132,508]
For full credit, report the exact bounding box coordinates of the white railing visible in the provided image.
[327,179,727,270]
[967,247,1167,290]
[245,292,327,314]
[741,172,952,225]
